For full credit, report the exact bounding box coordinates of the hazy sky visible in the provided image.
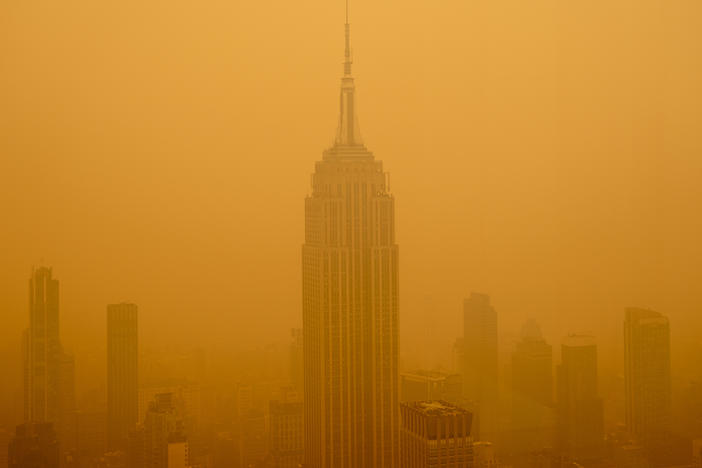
[1,0,701,411]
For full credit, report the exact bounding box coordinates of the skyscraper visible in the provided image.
[624,307,672,465]
[24,267,61,424]
[107,303,138,451]
[301,7,399,467]
[556,335,604,462]
[510,320,554,454]
[462,293,498,439]
[399,401,473,467]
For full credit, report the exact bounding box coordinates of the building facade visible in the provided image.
[107,303,139,451]
[302,13,399,468]
[24,267,61,424]
[556,335,604,462]
[269,397,303,468]
[400,401,473,468]
[624,307,672,465]
[510,320,554,454]
[462,293,498,439]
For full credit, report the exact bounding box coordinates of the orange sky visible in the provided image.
[1,0,701,409]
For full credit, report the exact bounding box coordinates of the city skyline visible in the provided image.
[2,1,702,467]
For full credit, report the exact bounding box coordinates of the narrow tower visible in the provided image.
[107,303,139,451]
[302,4,400,466]
[624,307,672,465]
[24,267,61,424]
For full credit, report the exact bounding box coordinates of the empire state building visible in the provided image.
[302,11,400,468]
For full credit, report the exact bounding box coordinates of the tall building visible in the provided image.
[269,394,303,468]
[400,401,473,467]
[510,320,554,454]
[107,303,138,451]
[301,9,399,468]
[8,422,59,468]
[624,307,672,465]
[462,293,498,439]
[556,335,604,462]
[24,267,61,424]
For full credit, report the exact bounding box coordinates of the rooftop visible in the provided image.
[403,400,471,417]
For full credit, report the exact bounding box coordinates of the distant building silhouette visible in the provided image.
[556,335,604,462]
[8,423,59,468]
[138,382,200,434]
[24,267,61,424]
[107,303,138,451]
[510,320,554,454]
[268,390,303,468]
[400,401,472,467]
[301,10,399,468]
[57,352,76,456]
[127,393,186,468]
[472,441,497,468]
[240,408,266,467]
[212,431,238,468]
[70,410,107,467]
[462,293,498,439]
[624,307,672,466]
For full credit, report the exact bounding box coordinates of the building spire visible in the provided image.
[335,0,362,147]
[344,0,351,76]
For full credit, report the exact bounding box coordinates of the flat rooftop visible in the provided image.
[403,400,471,417]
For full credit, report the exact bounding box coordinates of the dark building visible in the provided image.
[127,393,183,468]
[24,267,61,424]
[511,320,554,454]
[463,293,498,440]
[400,400,473,467]
[57,352,76,457]
[107,303,138,451]
[8,423,59,468]
[624,307,672,466]
[556,335,604,462]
